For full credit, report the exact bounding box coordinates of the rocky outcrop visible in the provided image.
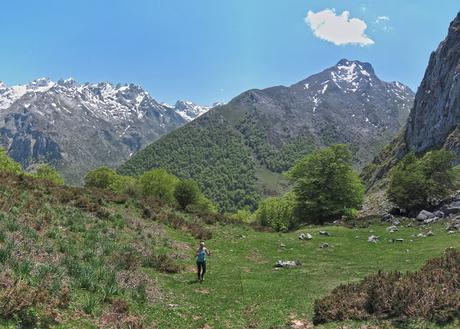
[405,12,460,155]
[363,12,460,188]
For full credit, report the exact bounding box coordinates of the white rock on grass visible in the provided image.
[368,235,379,243]
[387,225,399,233]
[275,260,298,268]
[298,233,313,240]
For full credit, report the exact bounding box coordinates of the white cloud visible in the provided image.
[376,16,390,23]
[375,16,393,32]
[305,9,375,46]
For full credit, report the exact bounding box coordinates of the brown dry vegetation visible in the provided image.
[313,248,460,325]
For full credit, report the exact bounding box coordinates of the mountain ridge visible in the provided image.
[0,77,210,184]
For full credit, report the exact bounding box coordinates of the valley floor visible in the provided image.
[139,220,458,328]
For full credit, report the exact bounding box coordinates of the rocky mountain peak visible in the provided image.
[335,59,375,76]
[173,100,211,122]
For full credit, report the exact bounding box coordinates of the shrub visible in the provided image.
[0,148,21,174]
[33,164,64,185]
[84,167,118,189]
[256,193,296,231]
[139,168,178,203]
[174,179,200,210]
[186,195,218,214]
[288,144,364,225]
[313,248,460,325]
[230,208,254,224]
[111,175,140,196]
[388,150,457,213]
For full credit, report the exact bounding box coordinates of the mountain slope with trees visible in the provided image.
[120,60,414,211]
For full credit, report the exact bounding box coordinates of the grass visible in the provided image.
[142,221,459,329]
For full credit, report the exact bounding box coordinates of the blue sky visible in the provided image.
[0,1,458,105]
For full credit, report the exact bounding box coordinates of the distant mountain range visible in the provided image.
[0,78,210,183]
[119,59,415,211]
[363,11,460,189]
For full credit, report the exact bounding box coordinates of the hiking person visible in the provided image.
[195,241,211,282]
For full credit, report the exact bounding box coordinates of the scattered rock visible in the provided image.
[416,210,435,222]
[298,233,313,240]
[441,201,460,216]
[319,231,330,236]
[275,260,299,268]
[446,219,460,231]
[368,235,379,243]
[395,238,404,242]
[433,210,445,218]
[426,230,434,237]
[319,243,329,249]
[448,230,457,234]
[392,219,401,226]
[417,233,427,238]
[387,225,398,233]
[423,218,437,224]
[280,243,286,248]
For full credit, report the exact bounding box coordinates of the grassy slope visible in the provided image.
[0,173,458,328]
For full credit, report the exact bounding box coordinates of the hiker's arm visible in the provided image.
[206,248,211,256]
[195,248,200,256]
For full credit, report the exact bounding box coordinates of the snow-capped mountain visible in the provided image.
[0,78,207,184]
[163,100,211,122]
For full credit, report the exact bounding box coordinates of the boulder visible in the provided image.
[416,210,435,222]
[319,231,330,236]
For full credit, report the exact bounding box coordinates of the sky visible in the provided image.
[0,1,458,105]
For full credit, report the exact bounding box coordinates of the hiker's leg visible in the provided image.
[201,261,206,279]
[196,262,202,280]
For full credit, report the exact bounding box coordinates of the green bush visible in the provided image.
[256,193,296,231]
[33,164,65,185]
[111,175,140,196]
[229,208,254,224]
[139,168,178,203]
[174,179,200,210]
[84,166,118,189]
[388,150,457,213]
[288,144,364,225]
[0,148,21,174]
[185,195,218,214]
